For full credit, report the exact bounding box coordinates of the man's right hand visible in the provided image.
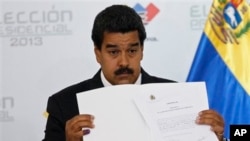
[65,114,95,141]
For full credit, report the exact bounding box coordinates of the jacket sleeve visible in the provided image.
[42,96,66,141]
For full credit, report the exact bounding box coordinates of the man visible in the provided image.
[43,4,226,141]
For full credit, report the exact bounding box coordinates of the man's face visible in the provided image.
[94,31,143,85]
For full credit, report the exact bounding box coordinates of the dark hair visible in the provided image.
[91,5,146,50]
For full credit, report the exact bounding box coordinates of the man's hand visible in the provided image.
[65,114,95,141]
[196,110,224,141]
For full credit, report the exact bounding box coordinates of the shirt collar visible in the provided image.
[100,70,141,87]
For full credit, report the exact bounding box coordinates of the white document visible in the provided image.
[76,82,218,141]
[133,82,218,141]
[76,84,152,141]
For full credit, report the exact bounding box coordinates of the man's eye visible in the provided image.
[109,50,119,55]
[128,49,137,54]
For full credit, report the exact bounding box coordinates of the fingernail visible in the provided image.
[195,116,200,123]
[83,129,90,135]
[210,127,214,131]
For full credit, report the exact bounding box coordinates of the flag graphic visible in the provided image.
[187,0,250,138]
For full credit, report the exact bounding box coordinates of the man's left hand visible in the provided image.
[196,109,225,141]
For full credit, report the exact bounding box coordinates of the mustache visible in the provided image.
[114,67,134,75]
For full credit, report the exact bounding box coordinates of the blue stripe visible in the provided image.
[187,33,250,138]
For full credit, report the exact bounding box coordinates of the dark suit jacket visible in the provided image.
[42,68,175,141]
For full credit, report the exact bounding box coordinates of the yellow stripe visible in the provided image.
[204,0,250,95]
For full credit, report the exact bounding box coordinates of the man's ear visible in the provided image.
[94,47,101,63]
[141,46,144,60]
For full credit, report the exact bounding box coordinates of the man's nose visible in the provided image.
[119,52,129,67]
